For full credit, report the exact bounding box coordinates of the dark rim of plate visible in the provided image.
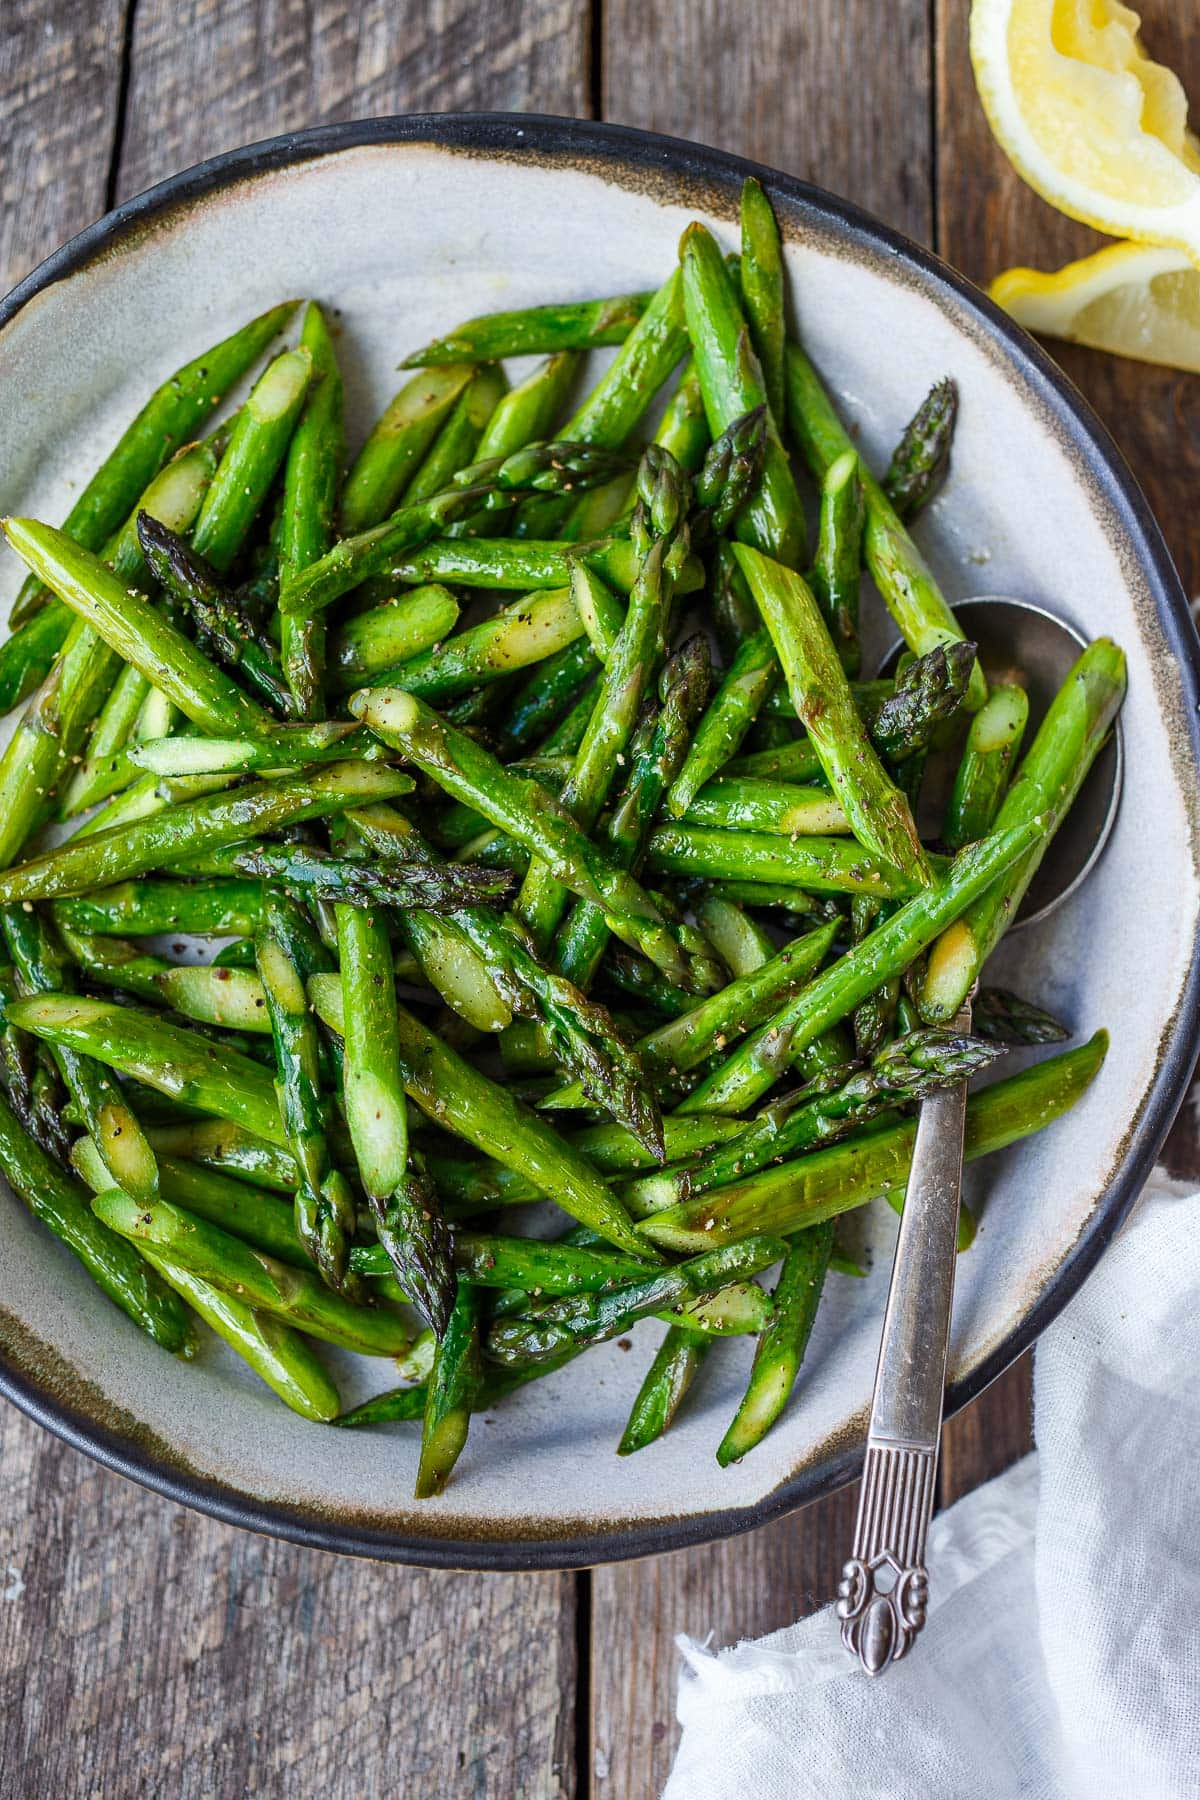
[1,113,1198,1572]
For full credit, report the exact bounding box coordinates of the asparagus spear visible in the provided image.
[341,366,477,534]
[640,1033,1107,1252]
[645,825,924,898]
[341,803,512,1034]
[666,629,778,818]
[307,976,650,1259]
[849,896,900,1059]
[328,586,460,690]
[541,919,837,1111]
[145,1119,299,1194]
[422,1115,745,1211]
[639,361,711,480]
[380,534,661,595]
[0,762,412,905]
[680,222,805,566]
[666,227,809,808]
[485,1236,785,1366]
[678,778,847,836]
[364,586,585,701]
[694,892,775,977]
[717,1222,832,1464]
[0,604,73,714]
[402,292,655,366]
[0,441,221,870]
[0,1083,195,1353]
[625,1029,1002,1215]
[493,636,599,759]
[784,342,986,709]
[138,514,296,716]
[336,1385,430,1427]
[809,450,866,677]
[138,1242,341,1421]
[256,896,358,1294]
[554,635,712,990]
[882,378,958,524]
[351,688,692,985]
[188,840,513,913]
[72,769,235,839]
[9,995,285,1141]
[74,1136,309,1265]
[278,302,345,715]
[416,1281,483,1497]
[2,903,160,1202]
[689,405,771,545]
[450,907,662,1155]
[52,879,266,939]
[563,271,689,448]
[477,353,579,460]
[733,544,931,885]
[190,347,313,571]
[943,683,1029,851]
[10,302,296,626]
[2,520,278,742]
[409,364,509,497]
[61,655,172,818]
[337,904,454,1336]
[679,814,1046,1115]
[738,178,787,428]
[921,640,1125,1021]
[514,446,680,951]
[618,1325,712,1454]
[871,640,976,764]
[0,967,70,1164]
[91,1188,411,1355]
[726,737,824,784]
[279,441,633,621]
[973,987,1070,1047]
[352,1231,651,1293]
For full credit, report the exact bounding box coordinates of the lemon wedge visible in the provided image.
[970,0,1200,258]
[991,241,1200,371]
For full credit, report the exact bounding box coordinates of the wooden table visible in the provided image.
[1,3,1197,1792]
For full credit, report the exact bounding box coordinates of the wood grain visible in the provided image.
[0,1402,576,1796]
[0,0,128,291]
[115,0,592,201]
[591,1486,859,1798]
[601,0,933,244]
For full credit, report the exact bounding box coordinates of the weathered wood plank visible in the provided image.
[0,1402,576,1796]
[591,1486,859,1798]
[601,0,933,244]
[115,0,592,201]
[0,0,127,291]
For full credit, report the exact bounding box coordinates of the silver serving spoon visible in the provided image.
[836,597,1121,1677]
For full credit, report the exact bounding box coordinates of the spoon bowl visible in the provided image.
[880,595,1123,926]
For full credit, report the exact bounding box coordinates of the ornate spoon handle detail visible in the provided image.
[837,997,973,1675]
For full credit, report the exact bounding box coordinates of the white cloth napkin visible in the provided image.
[667,1169,1200,1800]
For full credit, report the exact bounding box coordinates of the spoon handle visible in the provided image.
[837,997,972,1675]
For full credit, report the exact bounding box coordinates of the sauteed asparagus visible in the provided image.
[0,186,1122,1495]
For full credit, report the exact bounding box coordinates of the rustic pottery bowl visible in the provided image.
[1,117,1197,1570]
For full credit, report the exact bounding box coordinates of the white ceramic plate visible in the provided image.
[1,117,1197,1568]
